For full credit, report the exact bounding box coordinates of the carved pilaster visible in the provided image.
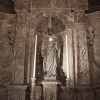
[74,11,90,85]
[12,13,27,84]
[0,13,16,86]
[7,85,27,100]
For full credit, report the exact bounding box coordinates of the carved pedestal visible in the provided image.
[7,85,27,100]
[42,81,59,100]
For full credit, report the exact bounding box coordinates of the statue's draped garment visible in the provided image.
[41,34,60,78]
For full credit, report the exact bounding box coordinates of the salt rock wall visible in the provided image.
[87,11,100,100]
[87,11,100,84]
[0,12,16,100]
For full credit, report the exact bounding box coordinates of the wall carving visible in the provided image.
[74,10,90,85]
[75,11,85,23]
[0,71,12,84]
[0,12,16,100]
[0,13,16,86]
[76,23,90,85]
[87,11,100,84]
[0,13,15,69]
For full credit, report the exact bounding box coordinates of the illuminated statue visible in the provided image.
[41,28,60,79]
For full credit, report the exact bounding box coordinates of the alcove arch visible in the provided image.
[29,12,74,86]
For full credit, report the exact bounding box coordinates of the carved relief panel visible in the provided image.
[0,12,16,100]
[87,12,100,84]
[74,11,90,85]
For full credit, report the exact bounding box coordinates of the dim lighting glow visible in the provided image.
[49,37,52,41]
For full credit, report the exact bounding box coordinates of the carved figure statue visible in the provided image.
[41,30,60,79]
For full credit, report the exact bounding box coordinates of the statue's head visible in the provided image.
[47,27,53,35]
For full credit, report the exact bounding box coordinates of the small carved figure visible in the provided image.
[87,26,95,45]
[8,31,15,46]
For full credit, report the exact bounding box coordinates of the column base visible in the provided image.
[7,85,27,100]
[31,77,36,86]
[66,78,71,87]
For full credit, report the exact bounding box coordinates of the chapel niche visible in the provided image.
[35,15,66,85]
[3,0,98,100]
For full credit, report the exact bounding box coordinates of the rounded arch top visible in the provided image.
[34,12,69,34]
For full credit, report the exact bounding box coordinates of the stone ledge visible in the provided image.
[7,85,27,91]
[74,86,94,92]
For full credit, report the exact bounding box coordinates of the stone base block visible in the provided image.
[7,85,27,100]
[42,81,59,100]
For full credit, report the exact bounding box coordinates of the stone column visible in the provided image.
[74,10,90,86]
[12,13,27,84]
[7,12,27,100]
[73,0,94,99]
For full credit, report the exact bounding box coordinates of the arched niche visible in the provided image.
[29,13,74,86]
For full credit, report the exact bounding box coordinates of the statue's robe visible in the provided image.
[41,34,60,78]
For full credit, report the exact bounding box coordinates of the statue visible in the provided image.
[41,28,60,79]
